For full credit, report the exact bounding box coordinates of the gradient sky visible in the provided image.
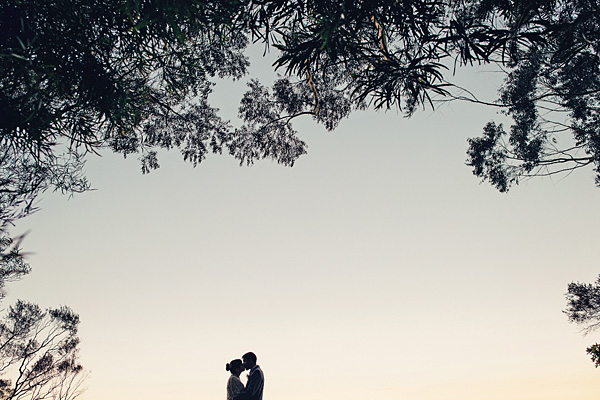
[6,48,600,400]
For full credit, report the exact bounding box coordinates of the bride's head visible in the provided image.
[226,359,243,377]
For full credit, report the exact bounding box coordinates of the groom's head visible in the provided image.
[242,352,257,370]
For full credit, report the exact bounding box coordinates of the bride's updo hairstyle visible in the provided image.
[226,359,242,373]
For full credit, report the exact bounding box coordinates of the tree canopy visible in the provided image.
[2,0,600,229]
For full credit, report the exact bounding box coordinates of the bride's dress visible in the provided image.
[227,375,244,400]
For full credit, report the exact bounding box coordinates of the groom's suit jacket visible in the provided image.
[233,365,264,400]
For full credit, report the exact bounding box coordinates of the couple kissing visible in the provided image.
[226,352,264,400]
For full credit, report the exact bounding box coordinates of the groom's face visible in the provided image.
[242,357,255,370]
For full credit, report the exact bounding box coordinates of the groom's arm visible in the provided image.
[233,370,262,400]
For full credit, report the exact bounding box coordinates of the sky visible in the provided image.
[6,48,600,400]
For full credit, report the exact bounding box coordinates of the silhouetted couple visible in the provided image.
[226,352,264,400]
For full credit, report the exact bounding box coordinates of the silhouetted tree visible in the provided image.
[245,0,600,192]
[462,0,600,191]
[0,237,86,400]
[565,274,600,367]
[3,0,600,232]
[0,0,254,231]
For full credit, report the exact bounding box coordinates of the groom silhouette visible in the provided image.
[233,352,264,400]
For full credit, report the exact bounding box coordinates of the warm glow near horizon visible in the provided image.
[6,50,600,400]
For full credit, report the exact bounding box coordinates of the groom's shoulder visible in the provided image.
[251,365,264,377]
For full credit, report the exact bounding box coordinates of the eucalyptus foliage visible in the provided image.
[2,0,600,230]
[565,275,600,367]
[248,0,600,192]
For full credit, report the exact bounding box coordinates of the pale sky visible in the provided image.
[6,48,600,400]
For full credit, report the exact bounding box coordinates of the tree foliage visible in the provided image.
[0,237,86,400]
[1,0,254,231]
[565,274,600,367]
[2,0,600,230]
[245,0,600,192]
[462,0,600,191]
[0,237,30,300]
